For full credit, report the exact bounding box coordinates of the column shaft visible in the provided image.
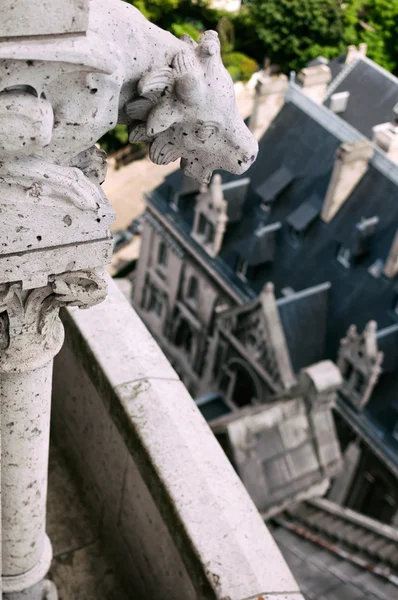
[1,362,53,592]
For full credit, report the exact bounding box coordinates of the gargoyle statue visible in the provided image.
[0,0,258,201]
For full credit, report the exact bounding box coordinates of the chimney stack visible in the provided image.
[297,64,332,104]
[345,45,359,64]
[384,229,398,278]
[249,73,288,139]
[321,140,373,223]
[358,43,368,56]
[372,116,398,164]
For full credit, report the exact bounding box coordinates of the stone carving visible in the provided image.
[337,321,383,410]
[0,2,259,596]
[0,0,257,191]
[127,31,258,183]
[0,270,107,372]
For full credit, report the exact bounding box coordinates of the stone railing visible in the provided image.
[52,276,304,600]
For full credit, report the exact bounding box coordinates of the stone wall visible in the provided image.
[52,276,303,600]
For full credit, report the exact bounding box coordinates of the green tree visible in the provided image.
[243,0,346,72]
[343,0,398,73]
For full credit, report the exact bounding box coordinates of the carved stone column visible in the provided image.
[0,1,257,597]
[0,272,107,599]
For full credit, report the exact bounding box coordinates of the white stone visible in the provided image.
[0,0,259,596]
[52,277,304,599]
[0,1,89,38]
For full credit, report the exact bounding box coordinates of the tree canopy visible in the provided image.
[101,1,398,154]
[242,0,398,74]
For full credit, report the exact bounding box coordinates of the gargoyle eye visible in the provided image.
[195,124,219,142]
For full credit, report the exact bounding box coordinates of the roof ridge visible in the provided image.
[287,83,398,188]
[324,56,361,99]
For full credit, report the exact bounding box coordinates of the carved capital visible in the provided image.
[0,269,107,373]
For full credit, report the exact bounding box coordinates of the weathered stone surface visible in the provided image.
[52,278,303,600]
[0,1,89,38]
[0,0,259,596]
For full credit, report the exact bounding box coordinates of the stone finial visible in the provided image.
[337,321,384,410]
[321,140,373,223]
[297,64,332,104]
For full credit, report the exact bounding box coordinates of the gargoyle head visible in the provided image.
[126,31,258,184]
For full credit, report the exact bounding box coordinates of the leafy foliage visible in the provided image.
[222,52,258,82]
[243,0,346,72]
[342,0,398,73]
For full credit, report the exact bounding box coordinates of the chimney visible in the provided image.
[345,45,359,64]
[384,229,398,278]
[358,43,368,57]
[321,140,373,223]
[249,73,288,139]
[372,121,398,164]
[297,64,332,104]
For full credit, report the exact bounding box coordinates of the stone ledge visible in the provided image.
[52,276,304,600]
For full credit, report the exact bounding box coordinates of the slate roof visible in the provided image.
[270,498,398,600]
[325,55,398,139]
[147,82,398,471]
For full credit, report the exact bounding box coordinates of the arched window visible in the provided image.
[157,241,168,266]
[187,276,199,303]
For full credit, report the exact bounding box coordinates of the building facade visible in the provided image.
[133,60,398,523]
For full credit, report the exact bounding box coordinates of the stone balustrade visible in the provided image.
[52,276,304,600]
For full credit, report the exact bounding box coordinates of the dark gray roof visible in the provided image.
[277,283,330,372]
[223,177,250,223]
[271,498,398,600]
[255,164,294,203]
[147,83,398,470]
[325,56,398,139]
[286,194,322,232]
[236,221,281,266]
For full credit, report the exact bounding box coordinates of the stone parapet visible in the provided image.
[52,276,304,600]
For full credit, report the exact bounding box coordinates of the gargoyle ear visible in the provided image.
[146,99,183,136]
[181,34,198,49]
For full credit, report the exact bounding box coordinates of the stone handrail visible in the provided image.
[52,276,304,600]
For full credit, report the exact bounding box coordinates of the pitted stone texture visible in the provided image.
[0,0,257,185]
[1,363,53,582]
[0,270,107,373]
[0,1,89,37]
[52,277,303,600]
[3,580,57,600]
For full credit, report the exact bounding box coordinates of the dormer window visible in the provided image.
[336,216,379,269]
[286,195,321,243]
[157,241,168,266]
[337,245,352,268]
[236,257,248,280]
[256,165,294,212]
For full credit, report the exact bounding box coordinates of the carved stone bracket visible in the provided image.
[0,269,107,373]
